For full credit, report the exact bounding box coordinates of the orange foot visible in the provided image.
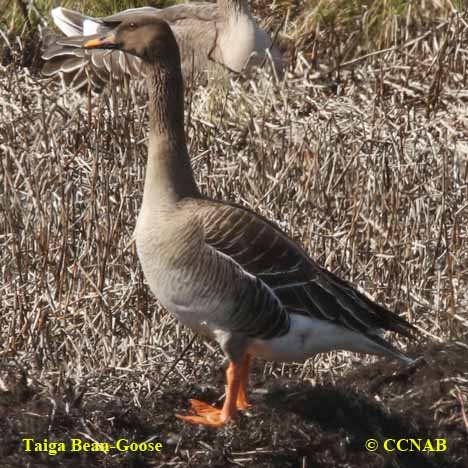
[176,399,235,427]
[236,392,252,411]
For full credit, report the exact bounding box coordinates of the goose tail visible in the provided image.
[365,330,416,364]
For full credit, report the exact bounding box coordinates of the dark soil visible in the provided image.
[1,339,467,468]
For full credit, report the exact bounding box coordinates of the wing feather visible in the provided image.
[197,200,415,342]
[42,5,219,92]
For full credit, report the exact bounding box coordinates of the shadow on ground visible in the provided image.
[1,338,467,468]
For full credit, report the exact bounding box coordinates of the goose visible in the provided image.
[42,1,284,91]
[71,15,416,427]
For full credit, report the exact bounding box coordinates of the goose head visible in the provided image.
[82,15,179,64]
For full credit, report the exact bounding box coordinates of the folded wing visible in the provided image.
[199,200,415,343]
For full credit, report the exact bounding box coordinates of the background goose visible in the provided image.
[42,1,284,91]
[75,15,416,427]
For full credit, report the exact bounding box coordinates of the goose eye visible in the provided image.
[128,22,136,30]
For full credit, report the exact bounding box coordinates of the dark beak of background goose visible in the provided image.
[83,34,117,49]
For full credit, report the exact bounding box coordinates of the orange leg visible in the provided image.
[176,360,242,427]
[236,354,251,410]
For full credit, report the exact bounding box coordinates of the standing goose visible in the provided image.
[42,1,284,91]
[75,16,415,427]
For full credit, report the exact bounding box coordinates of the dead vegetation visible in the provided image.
[1,1,468,467]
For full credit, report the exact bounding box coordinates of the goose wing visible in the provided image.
[42,5,219,90]
[42,37,143,91]
[199,200,415,341]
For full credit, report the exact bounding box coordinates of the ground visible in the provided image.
[1,339,467,468]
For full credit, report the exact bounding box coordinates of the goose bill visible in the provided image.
[84,35,117,49]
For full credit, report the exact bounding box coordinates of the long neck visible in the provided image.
[218,0,250,18]
[143,58,200,209]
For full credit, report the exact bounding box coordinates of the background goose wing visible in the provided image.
[199,201,415,340]
[42,39,143,91]
[42,5,219,91]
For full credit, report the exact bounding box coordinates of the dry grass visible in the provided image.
[1,0,181,36]
[257,0,465,65]
[1,1,468,467]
